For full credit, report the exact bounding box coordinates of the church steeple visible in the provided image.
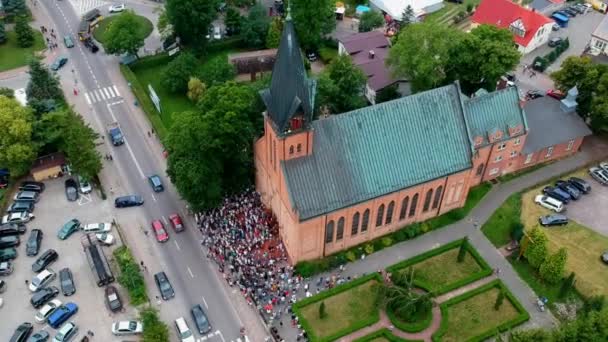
[260,4,316,136]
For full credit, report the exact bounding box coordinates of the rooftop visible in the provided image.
[31,152,66,173]
[340,31,396,91]
[592,13,608,42]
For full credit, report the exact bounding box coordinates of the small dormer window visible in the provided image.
[509,19,526,38]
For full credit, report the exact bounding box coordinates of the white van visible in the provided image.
[534,195,564,213]
[174,317,195,342]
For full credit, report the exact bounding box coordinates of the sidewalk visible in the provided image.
[275,139,608,340]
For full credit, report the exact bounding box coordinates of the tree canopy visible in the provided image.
[224,6,242,36]
[241,4,270,48]
[199,55,236,86]
[165,0,218,50]
[161,52,198,93]
[15,14,34,47]
[26,58,64,115]
[104,11,146,56]
[359,10,385,33]
[316,54,367,114]
[266,17,283,49]
[291,0,335,50]
[0,96,37,177]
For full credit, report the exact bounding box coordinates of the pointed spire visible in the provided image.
[286,2,292,21]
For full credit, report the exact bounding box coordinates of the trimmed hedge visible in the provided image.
[353,328,424,342]
[431,280,530,342]
[386,239,493,296]
[113,246,148,305]
[385,304,433,333]
[206,36,245,53]
[293,273,383,342]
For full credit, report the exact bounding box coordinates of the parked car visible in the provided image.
[546,89,565,100]
[539,214,568,227]
[534,195,565,213]
[2,211,35,225]
[105,285,123,312]
[95,232,115,245]
[568,177,591,194]
[152,220,169,243]
[10,322,33,342]
[174,317,195,342]
[555,180,581,200]
[602,251,608,264]
[148,175,164,192]
[0,247,18,261]
[191,304,212,334]
[0,235,20,248]
[169,213,185,232]
[19,181,45,193]
[552,23,560,31]
[30,269,56,292]
[48,303,78,329]
[154,271,175,300]
[14,191,40,203]
[63,35,74,48]
[589,166,608,185]
[57,219,80,240]
[59,268,75,296]
[30,286,60,308]
[26,229,43,256]
[114,195,144,208]
[8,201,35,213]
[77,175,92,194]
[53,321,78,342]
[82,222,111,233]
[64,179,79,202]
[306,50,317,62]
[111,320,143,335]
[50,56,68,71]
[599,161,608,172]
[0,260,14,275]
[32,249,58,272]
[542,186,571,203]
[563,7,577,16]
[0,222,27,236]
[28,330,50,342]
[549,37,563,47]
[108,3,126,13]
[83,38,99,53]
[35,299,62,323]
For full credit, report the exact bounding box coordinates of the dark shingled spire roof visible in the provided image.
[260,6,316,136]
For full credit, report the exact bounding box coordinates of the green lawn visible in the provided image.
[423,0,479,26]
[410,249,483,292]
[481,192,521,247]
[92,14,153,46]
[439,287,520,342]
[0,31,46,72]
[299,281,380,340]
[497,162,552,183]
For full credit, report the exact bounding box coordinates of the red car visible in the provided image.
[151,220,169,242]
[546,89,565,100]
[169,214,185,233]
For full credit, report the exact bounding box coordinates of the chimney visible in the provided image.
[496,76,508,91]
[369,50,375,59]
[560,86,578,113]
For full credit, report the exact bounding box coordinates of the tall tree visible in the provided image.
[539,248,567,284]
[199,55,236,86]
[400,5,415,26]
[224,6,242,35]
[317,54,366,114]
[523,227,548,269]
[0,96,37,177]
[26,58,64,115]
[382,269,433,323]
[388,22,462,92]
[60,109,102,181]
[104,10,146,56]
[156,8,174,42]
[266,16,283,49]
[14,15,34,47]
[590,71,608,133]
[359,10,385,33]
[0,20,7,44]
[2,0,27,19]
[291,0,335,50]
[449,25,520,94]
[165,0,218,50]
[241,4,270,49]
[161,52,198,93]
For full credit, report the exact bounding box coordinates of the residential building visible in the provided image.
[590,14,608,55]
[254,11,591,263]
[472,0,554,54]
[338,31,403,104]
[369,0,444,20]
[586,0,608,13]
[530,0,565,15]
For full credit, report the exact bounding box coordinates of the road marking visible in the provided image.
[107,86,115,97]
[99,89,107,100]
[151,193,157,202]
[123,137,145,179]
[202,296,208,309]
[174,240,181,251]
[187,266,194,278]
[93,90,100,102]
[84,93,91,105]
[217,330,225,342]
[162,216,168,225]
[103,87,110,98]
[78,193,92,206]
[113,85,121,96]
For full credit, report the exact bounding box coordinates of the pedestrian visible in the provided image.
[147,131,151,137]
[140,261,144,267]
[25,280,29,285]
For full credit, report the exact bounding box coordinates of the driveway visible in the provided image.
[564,173,608,237]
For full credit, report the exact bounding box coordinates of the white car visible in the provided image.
[35,299,62,323]
[54,321,78,342]
[30,269,56,292]
[108,4,125,13]
[599,162,608,173]
[1,212,35,224]
[82,222,112,233]
[534,195,564,213]
[77,175,92,194]
[112,320,143,335]
[175,317,195,342]
[96,232,115,245]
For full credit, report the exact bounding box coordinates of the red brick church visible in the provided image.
[254,12,591,263]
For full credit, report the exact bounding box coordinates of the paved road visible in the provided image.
[38,1,261,341]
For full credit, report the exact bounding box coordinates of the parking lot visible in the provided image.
[0,177,139,341]
[565,170,608,237]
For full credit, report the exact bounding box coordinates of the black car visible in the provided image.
[154,271,175,300]
[83,38,99,53]
[64,179,79,202]
[26,229,43,256]
[548,37,564,47]
[30,286,59,308]
[27,330,50,342]
[59,268,76,296]
[0,235,20,248]
[539,214,569,227]
[191,304,212,334]
[568,177,591,194]
[542,186,571,203]
[555,180,581,200]
[105,285,123,312]
[8,201,35,214]
[9,322,33,342]
[19,181,45,193]
[114,195,144,208]
[525,90,544,100]
[32,249,58,273]
[562,8,577,16]
[0,223,27,236]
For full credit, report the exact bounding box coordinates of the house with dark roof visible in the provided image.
[338,31,404,104]
[472,0,554,54]
[254,8,592,263]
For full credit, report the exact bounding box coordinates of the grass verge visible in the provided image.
[140,307,170,342]
[92,14,153,47]
[481,192,521,247]
[497,162,552,183]
[113,246,148,305]
[0,31,46,72]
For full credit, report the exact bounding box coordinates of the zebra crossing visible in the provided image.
[66,0,107,16]
[195,330,248,342]
[84,85,121,105]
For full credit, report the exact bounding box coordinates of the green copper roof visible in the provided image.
[282,83,474,220]
[464,87,527,146]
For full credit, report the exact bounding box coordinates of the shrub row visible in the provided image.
[385,305,433,333]
[431,280,530,342]
[532,38,570,72]
[140,307,170,342]
[129,53,173,71]
[113,246,148,306]
[353,328,424,342]
[206,36,245,54]
[293,273,383,342]
[386,238,493,295]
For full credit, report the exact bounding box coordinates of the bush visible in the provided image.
[346,250,357,262]
[198,55,236,86]
[382,237,393,247]
[15,15,34,47]
[318,47,338,64]
[364,243,374,255]
[539,248,567,284]
[206,36,245,53]
[113,246,148,305]
[161,52,198,93]
[140,307,170,342]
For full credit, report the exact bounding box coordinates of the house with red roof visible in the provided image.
[472,0,554,54]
